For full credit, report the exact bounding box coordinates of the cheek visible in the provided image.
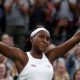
[34,37,41,44]
[32,38,40,47]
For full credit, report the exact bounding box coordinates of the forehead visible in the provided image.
[2,35,10,39]
[35,30,50,37]
[0,64,5,68]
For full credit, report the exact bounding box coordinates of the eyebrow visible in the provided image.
[39,33,50,37]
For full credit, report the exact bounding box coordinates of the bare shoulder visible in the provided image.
[46,44,56,61]
[11,47,28,62]
[11,47,29,73]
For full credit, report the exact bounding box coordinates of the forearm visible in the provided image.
[0,42,13,58]
[4,0,13,12]
[47,30,80,61]
[57,36,79,55]
[54,30,80,57]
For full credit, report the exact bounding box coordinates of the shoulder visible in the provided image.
[46,44,56,52]
[11,47,28,62]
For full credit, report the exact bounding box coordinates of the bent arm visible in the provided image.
[0,42,18,60]
[4,0,13,12]
[0,42,28,62]
[46,30,80,62]
[18,0,29,14]
[0,42,29,73]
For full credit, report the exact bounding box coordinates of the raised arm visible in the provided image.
[4,0,13,12]
[18,0,29,14]
[0,42,26,61]
[46,30,80,62]
[0,42,18,59]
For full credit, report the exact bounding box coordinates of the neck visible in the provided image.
[30,49,43,59]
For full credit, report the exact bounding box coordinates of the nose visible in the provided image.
[43,38,49,45]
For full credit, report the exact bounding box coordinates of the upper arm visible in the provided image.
[0,42,14,58]
[46,37,79,62]
[46,47,60,62]
[0,42,24,61]
[4,0,13,6]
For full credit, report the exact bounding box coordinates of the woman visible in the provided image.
[0,27,80,80]
[73,69,80,80]
[0,63,13,80]
[54,58,70,80]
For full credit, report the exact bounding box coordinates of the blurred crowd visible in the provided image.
[0,0,80,45]
[0,0,80,80]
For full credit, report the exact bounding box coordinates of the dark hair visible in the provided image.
[23,33,32,52]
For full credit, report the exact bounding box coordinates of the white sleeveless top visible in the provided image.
[19,52,53,80]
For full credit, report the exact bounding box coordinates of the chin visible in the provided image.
[40,48,46,53]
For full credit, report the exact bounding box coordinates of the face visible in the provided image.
[0,64,6,77]
[1,34,13,46]
[57,63,66,74]
[75,70,80,80]
[31,31,50,52]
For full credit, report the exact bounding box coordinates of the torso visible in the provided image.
[18,52,53,80]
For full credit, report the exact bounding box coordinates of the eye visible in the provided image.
[39,35,44,39]
[46,37,50,41]
[39,35,50,41]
